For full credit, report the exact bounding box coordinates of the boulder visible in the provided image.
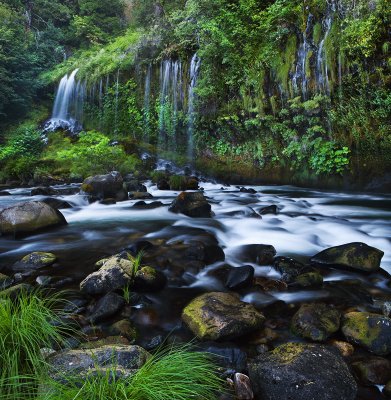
[0,201,67,237]
[182,292,265,341]
[351,357,391,385]
[81,171,127,201]
[248,343,357,400]
[48,345,150,376]
[295,271,323,287]
[235,244,276,265]
[341,312,391,355]
[88,292,125,324]
[291,303,341,341]
[225,266,254,290]
[41,198,72,210]
[80,255,134,295]
[31,187,59,196]
[12,252,57,272]
[311,242,384,272]
[169,192,212,218]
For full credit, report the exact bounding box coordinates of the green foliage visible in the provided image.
[39,345,225,400]
[169,175,188,190]
[310,139,350,174]
[0,290,70,400]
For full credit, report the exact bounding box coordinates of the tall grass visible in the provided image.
[39,345,225,400]
[0,290,70,400]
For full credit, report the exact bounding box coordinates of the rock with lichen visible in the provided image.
[12,252,57,272]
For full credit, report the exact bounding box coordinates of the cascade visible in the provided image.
[45,69,83,133]
[143,64,152,140]
[292,14,313,99]
[187,53,201,164]
[114,69,120,136]
[316,1,335,93]
[158,60,172,154]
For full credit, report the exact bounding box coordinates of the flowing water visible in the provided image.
[0,181,390,343]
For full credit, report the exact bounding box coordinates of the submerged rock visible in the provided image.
[248,343,357,400]
[169,192,212,218]
[311,242,384,272]
[12,252,57,272]
[341,312,391,355]
[0,201,67,237]
[182,292,265,341]
[258,205,278,215]
[291,303,341,341]
[225,265,255,290]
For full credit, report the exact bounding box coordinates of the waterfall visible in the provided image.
[143,64,152,140]
[187,53,201,164]
[158,60,172,154]
[316,2,335,94]
[45,69,83,133]
[114,69,120,136]
[292,14,313,99]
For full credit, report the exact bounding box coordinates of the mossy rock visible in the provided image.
[291,303,341,341]
[248,343,357,400]
[133,266,167,292]
[0,283,33,299]
[311,242,384,272]
[108,320,138,342]
[295,271,323,287]
[342,312,391,355]
[182,291,265,341]
[12,252,57,272]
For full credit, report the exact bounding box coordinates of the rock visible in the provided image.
[11,252,57,272]
[342,312,391,355]
[108,320,137,341]
[182,292,265,341]
[259,205,278,215]
[133,266,166,292]
[0,190,11,196]
[295,271,323,287]
[311,242,384,272]
[0,273,13,290]
[351,357,391,385]
[129,192,153,200]
[291,303,341,341]
[0,283,33,299]
[88,292,125,324]
[234,373,254,400]
[79,336,131,350]
[125,180,147,192]
[132,201,163,209]
[0,201,67,237]
[100,198,116,205]
[81,171,126,201]
[225,266,254,290]
[384,381,391,398]
[273,256,306,282]
[330,340,355,357]
[169,192,212,218]
[235,244,276,265]
[36,275,52,286]
[253,277,287,292]
[157,179,170,190]
[48,345,150,376]
[41,198,72,210]
[248,343,357,400]
[31,187,59,196]
[239,187,256,194]
[80,255,134,295]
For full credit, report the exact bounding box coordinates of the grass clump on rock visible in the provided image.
[40,345,225,400]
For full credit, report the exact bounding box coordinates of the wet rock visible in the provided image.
[81,171,126,201]
[235,244,276,265]
[0,283,33,299]
[107,320,137,341]
[125,180,147,192]
[169,192,212,218]
[253,277,287,292]
[273,256,306,282]
[0,201,67,237]
[351,357,391,385]
[132,200,163,209]
[128,191,153,200]
[12,252,57,272]
[239,187,256,194]
[342,312,391,355]
[182,292,265,341]
[41,197,72,210]
[157,179,170,190]
[36,275,52,286]
[384,381,391,398]
[100,198,116,205]
[330,340,355,357]
[79,336,130,349]
[311,242,384,272]
[88,292,125,324]
[0,190,11,196]
[48,345,150,376]
[143,335,164,351]
[295,271,323,287]
[248,343,357,400]
[225,265,254,290]
[259,205,278,215]
[133,266,167,292]
[125,240,154,255]
[291,303,341,341]
[31,186,59,196]
[383,302,391,317]
[234,373,254,400]
[80,255,134,295]
[0,273,13,290]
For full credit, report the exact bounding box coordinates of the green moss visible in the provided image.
[343,312,381,347]
[275,35,297,93]
[271,343,306,364]
[313,22,322,45]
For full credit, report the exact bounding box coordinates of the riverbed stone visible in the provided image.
[341,312,391,355]
[225,265,255,290]
[169,192,212,218]
[81,171,126,201]
[259,205,278,215]
[295,271,323,287]
[88,292,125,323]
[12,252,57,272]
[0,201,67,237]
[80,255,134,295]
[311,242,384,272]
[273,256,306,282]
[384,381,391,398]
[291,303,341,341]
[351,357,391,385]
[182,292,265,340]
[235,244,276,265]
[41,197,72,210]
[133,266,167,292]
[48,345,150,376]
[107,320,137,341]
[234,373,254,400]
[31,186,59,196]
[248,343,357,400]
